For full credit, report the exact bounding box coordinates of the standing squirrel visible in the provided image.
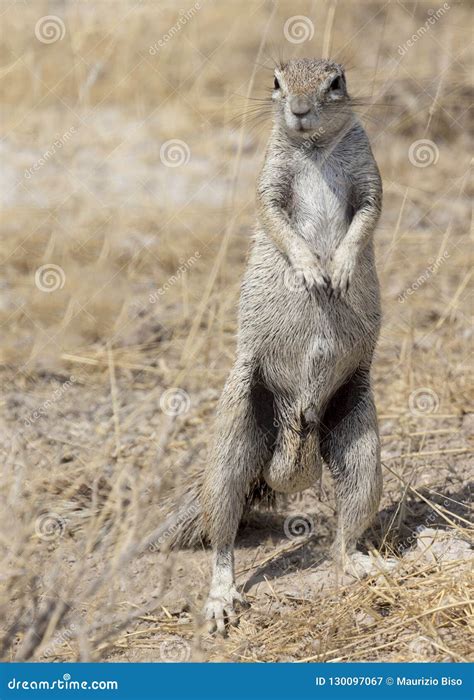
[159,59,383,635]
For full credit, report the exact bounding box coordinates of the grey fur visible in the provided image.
[162,59,384,634]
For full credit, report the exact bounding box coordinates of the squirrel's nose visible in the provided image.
[290,96,311,116]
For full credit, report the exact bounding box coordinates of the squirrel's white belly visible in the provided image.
[291,164,350,263]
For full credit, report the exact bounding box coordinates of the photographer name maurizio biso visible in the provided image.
[396,677,463,686]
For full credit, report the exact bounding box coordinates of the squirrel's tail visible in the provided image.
[148,489,205,551]
[151,477,276,551]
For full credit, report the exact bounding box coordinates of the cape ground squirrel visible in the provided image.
[161,58,383,634]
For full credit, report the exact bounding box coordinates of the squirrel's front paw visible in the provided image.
[299,265,331,292]
[330,247,356,298]
[286,253,330,293]
[204,585,249,636]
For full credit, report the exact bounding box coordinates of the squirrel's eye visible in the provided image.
[273,77,280,90]
[329,76,342,91]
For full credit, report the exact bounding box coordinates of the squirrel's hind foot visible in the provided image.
[204,585,249,636]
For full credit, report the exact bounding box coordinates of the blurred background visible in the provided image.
[1,0,472,663]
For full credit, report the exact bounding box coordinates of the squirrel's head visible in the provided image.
[272,58,353,141]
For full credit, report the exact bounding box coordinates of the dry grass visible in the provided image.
[0,0,472,663]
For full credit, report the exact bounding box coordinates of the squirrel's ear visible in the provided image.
[329,72,347,93]
[329,76,343,91]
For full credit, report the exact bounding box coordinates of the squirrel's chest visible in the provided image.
[289,160,352,255]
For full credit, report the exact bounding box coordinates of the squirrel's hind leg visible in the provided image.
[202,363,274,634]
[320,366,382,571]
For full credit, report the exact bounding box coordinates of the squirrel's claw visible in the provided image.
[296,266,331,294]
[204,587,249,636]
[330,251,356,299]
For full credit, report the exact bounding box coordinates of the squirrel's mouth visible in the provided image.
[294,120,307,131]
[289,117,320,134]
[284,110,322,135]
